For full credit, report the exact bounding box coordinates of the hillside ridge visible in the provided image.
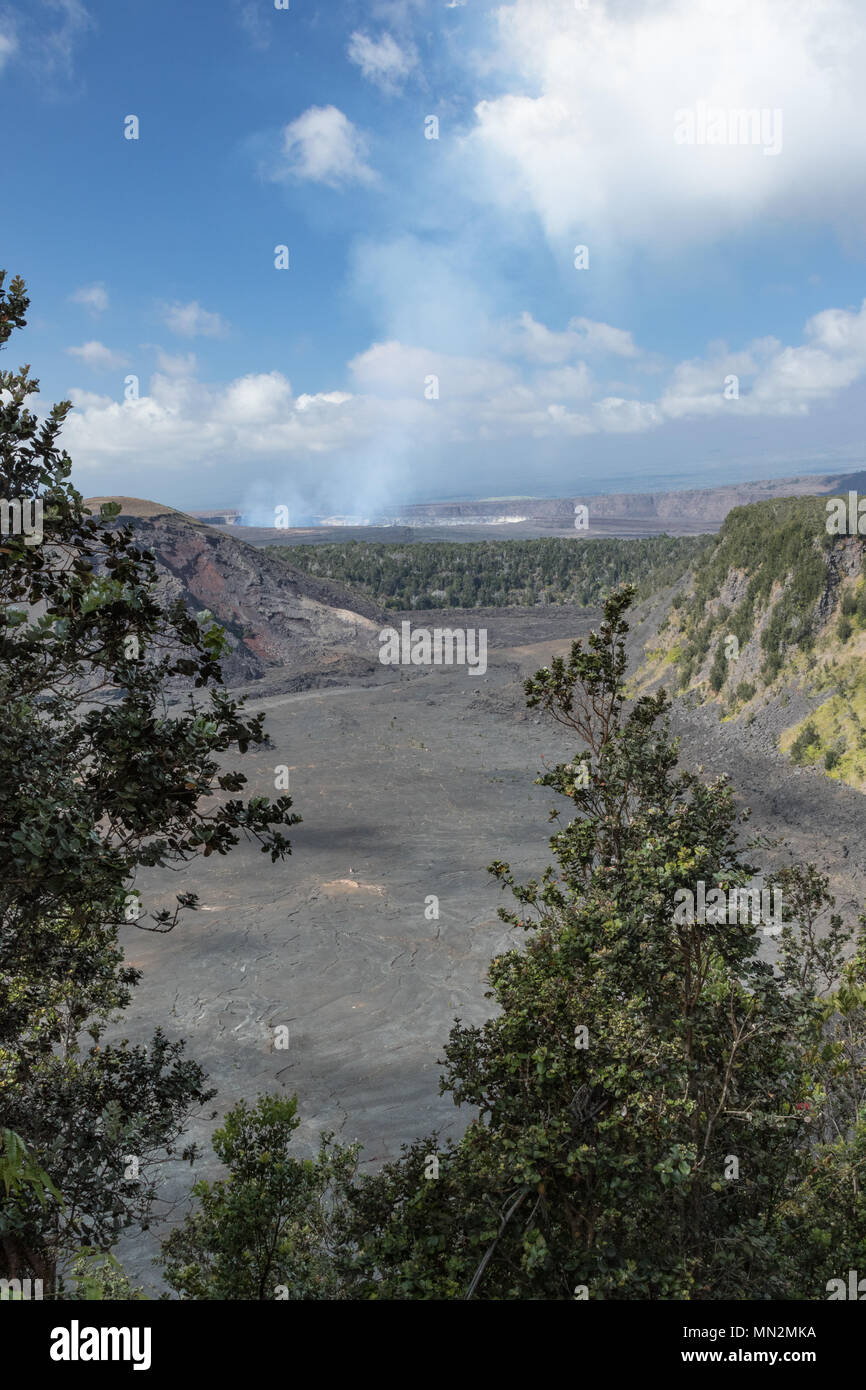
[85,495,383,690]
[633,495,866,792]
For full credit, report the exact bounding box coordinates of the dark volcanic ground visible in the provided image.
[116,603,866,1290]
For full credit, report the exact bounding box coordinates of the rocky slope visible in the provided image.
[84,497,383,689]
[631,494,866,792]
[366,470,866,529]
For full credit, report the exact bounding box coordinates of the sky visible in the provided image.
[3,0,866,519]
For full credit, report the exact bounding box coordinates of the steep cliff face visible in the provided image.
[633,496,866,790]
[584,477,825,521]
[372,472,861,528]
[85,498,382,688]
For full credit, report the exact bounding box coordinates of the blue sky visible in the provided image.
[3,0,866,519]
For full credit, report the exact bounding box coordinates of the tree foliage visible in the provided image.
[0,272,300,1286]
[160,1094,358,1300]
[333,587,866,1299]
[265,535,710,610]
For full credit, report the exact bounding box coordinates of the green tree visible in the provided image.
[159,1094,358,1300]
[337,587,866,1299]
[709,640,728,693]
[0,272,300,1286]
[790,720,821,764]
[0,1128,64,1282]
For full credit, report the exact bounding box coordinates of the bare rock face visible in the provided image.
[84,497,383,688]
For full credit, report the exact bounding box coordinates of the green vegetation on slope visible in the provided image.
[670,497,833,688]
[780,625,866,787]
[640,494,866,788]
[263,534,712,609]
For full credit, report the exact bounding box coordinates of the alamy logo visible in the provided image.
[0,1276,43,1299]
[378,621,487,674]
[0,496,43,545]
[827,1270,866,1299]
[826,493,866,535]
[674,102,783,156]
[49,1320,152,1371]
[673,882,782,936]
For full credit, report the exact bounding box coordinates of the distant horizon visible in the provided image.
[166,457,860,520]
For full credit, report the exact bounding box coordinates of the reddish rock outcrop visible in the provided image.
[85,497,382,688]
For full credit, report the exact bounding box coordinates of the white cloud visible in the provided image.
[217,371,294,425]
[349,339,518,398]
[460,0,866,249]
[57,297,866,506]
[535,364,593,400]
[60,372,383,510]
[44,0,92,76]
[155,349,197,376]
[347,30,417,94]
[275,106,376,187]
[0,1,92,79]
[507,311,638,363]
[296,390,353,410]
[570,319,639,359]
[659,300,866,418]
[0,27,18,71]
[69,283,109,314]
[750,345,861,408]
[659,345,769,418]
[235,0,269,50]
[807,303,866,356]
[505,313,578,364]
[65,340,128,370]
[161,301,228,339]
[594,397,663,433]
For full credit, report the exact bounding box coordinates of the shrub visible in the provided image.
[709,642,728,693]
[790,721,821,764]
